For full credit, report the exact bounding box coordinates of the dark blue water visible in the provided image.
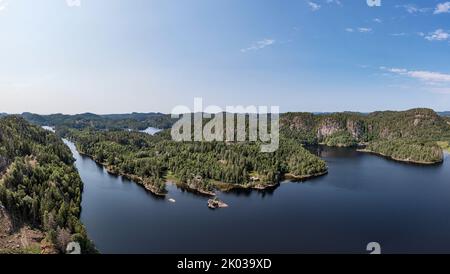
[65,141,450,254]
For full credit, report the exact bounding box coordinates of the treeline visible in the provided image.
[20,108,450,167]
[67,128,327,194]
[365,139,444,164]
[323,131,358,147]
[22,109,450,146]
[21,112,175,132]
[281,109,450,145]
[0,116,95,253]
[281,108,450,162]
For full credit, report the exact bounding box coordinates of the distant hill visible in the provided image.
[101,112,166,121]
[20,112,176,131]
[281,108,450,163]
[18,108,450,145]
[281,108,450,145]
[439,111,450,117]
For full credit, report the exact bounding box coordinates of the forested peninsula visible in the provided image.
[67,129,328,196]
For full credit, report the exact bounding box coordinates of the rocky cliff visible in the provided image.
[281,108,450,146]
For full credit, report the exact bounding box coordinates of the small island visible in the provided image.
[208,198,228,209]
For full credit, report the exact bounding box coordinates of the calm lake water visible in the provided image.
[64,140,450,254]
[140,127,162,135]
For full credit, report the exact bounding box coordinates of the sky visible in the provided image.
[0,0,450,114]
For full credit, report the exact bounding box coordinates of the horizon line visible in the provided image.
[2,107,449,116]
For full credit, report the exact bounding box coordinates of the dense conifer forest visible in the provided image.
[0,116,95,253]
[66,128,327,195]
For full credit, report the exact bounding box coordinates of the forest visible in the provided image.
[0,116,96,253]
[363,139,444,164]
[21,112,175,132]
[281,108,450,162]
[19,108,450,195]
[66,127,327,195]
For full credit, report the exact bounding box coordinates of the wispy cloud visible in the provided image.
[241,39,275,53]
[382,67,450,94]
[357,27,372,33]
[390,33,407,37]
[434,2,450,14]
[382,67,450,83]
[308,0,341,11]
[0,0,8,12]
[396,4,431,14]
[308,1,321,11]
[424,29,450,41]
[373,18,382,23]
[326,0,342,6]
[66,0,81,7]
[346,27,372,33]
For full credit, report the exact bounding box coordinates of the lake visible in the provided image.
[140,127,162,135]
[64,140,450,254]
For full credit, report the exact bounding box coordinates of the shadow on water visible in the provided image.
[306,145,361,158]
[223,186,277,197]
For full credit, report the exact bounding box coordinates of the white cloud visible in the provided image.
[66,0,81,7]
[383,67,450,83]
[434,2,450,14]
[390,33,407,37]
[383,67,450,95]
[326,0,342,6]
[408,71,450,82]
[396,4,430,14]
[308,1,321,11]
[241,39,275,53]
[373,18,382,23]
[0,0,8,11]
[424,29,450,41]
[358,27,372,33]
[346,27,372,33]
[386,68,408,74]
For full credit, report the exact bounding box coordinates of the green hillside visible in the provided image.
[0,116,95,253]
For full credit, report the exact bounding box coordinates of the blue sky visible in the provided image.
[0,0,449,114]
